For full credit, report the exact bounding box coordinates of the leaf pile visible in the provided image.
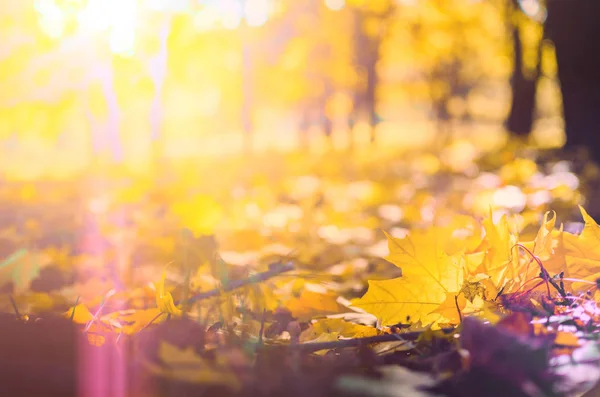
[0,146,598,397]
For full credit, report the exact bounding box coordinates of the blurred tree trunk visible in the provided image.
[349,4,394,144]
[505,0,541,138]
[546,0,600,152]
[148,16,171,164]
[349,7,379,144]
[241,40,254,154]
[148,17,170,140]
[292,0,335,148]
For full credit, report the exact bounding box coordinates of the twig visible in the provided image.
[182,262,295,304]
[548,276,567,298]
[259,327,456,353]
[515,244,551,298]
[139,312,165,332]
[258,309,266,346]
[84,289,116,332]
[69,296,80,321]
[8,295,22,319]
[181,229,192,314]
[455,295,463,323]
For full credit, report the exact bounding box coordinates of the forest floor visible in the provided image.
[0,138,599,397]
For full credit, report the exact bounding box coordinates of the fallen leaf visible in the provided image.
[354,228,466,326]
[560,207,600,292]
[286,290,346,321]
[102,308,164,335]
[521,211,565,276]
[300,318,379,343]
[383,229,464,292]
[554,331,579,348]
[353,276,447,326]
[430,293,466,324]
[86,328,106,347]
[64,303,94,324]
[154,270,182,316]
[476,213,519,291]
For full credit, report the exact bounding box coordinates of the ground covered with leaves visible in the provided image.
[0,141,599,397]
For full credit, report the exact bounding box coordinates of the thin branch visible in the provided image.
[182,262,294,304]
[259,327,456,353]
[548,276,567,298]
[455,295,463,323]
[84,289,115,332]
[515,243,551,297]
[69,296,80,321]
[258,309,266,346]
[8,295,22,319]
[139,312,166,333]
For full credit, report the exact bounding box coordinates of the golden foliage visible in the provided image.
[356,207,600,327]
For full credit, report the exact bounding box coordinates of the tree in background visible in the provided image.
[505,0,600,158]
[545,0,600,157]
[505,0,544,139]
[392,1,509,138]
[347,0,396,143]
[0,0,566,164]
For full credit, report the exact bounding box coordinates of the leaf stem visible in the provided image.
[181,262,294,304]
[8,294,21,319]
[69,296,80,321]
[514,243,551,298]
[454,295,463,323]
[258,309,266,346]
[259,327,456,353]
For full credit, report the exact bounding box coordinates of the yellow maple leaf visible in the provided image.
[383,229,464,292]
[85,322,110,347]
[522,212,564,268]
[509,211,567,293]
[472,213,521,291]
[300,318,379,343]
[353,276,448,326]
[102,308,165,335]
[286,290,346,321]
[554,331,579,348]
[443,214,484,254]
[302,332,341,355]
[354,227,467,326]
[430,293,466,324]
[87,333,106,347]
[464,251,486,275]
[559,206,600,292]
[64,303,94,324]
[479,300,502,324]
[154,271,182,316]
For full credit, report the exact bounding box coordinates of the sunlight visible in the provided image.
[77,0,115,32]
[220,0,244,29]
[78,0,138,55]
[325,0,346,11]
[108,1,137,56]
[34,0,67,38]
[36,0,139,56]
[2,1,599,395]
[245,0,270,27]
